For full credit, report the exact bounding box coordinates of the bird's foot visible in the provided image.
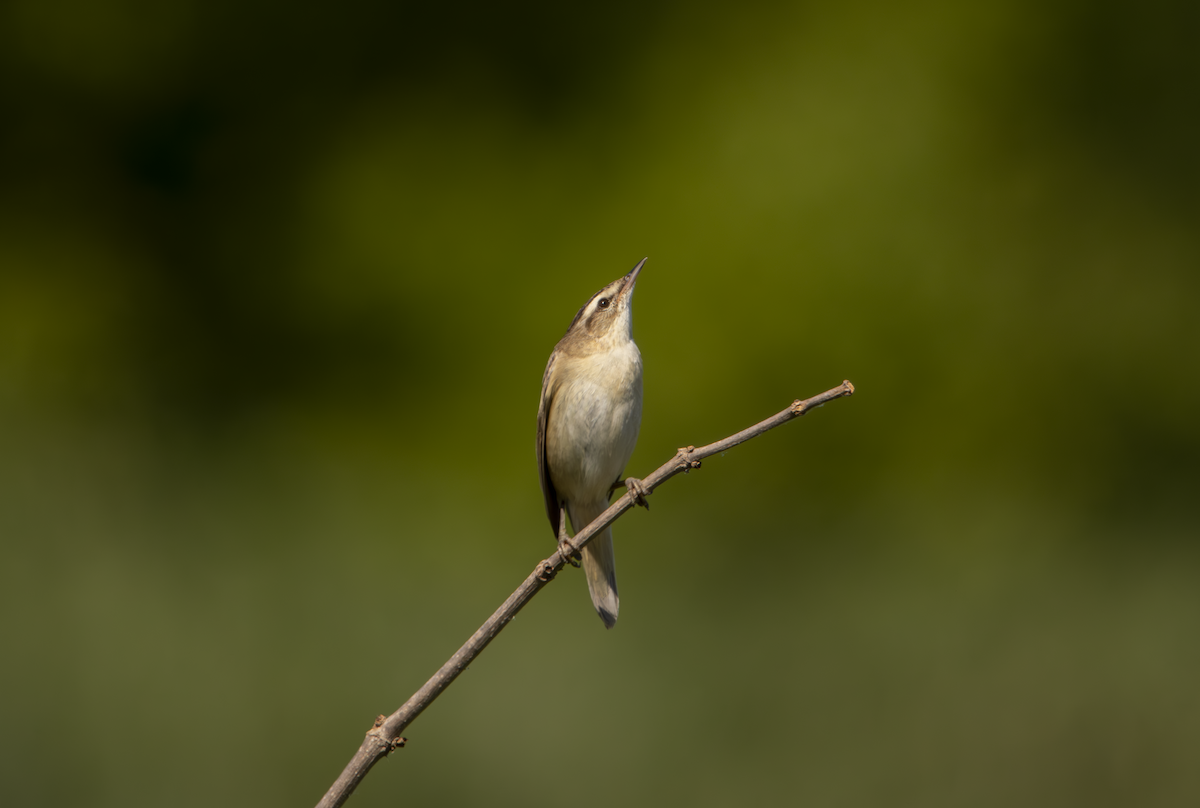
[556,504,581,567]
[558,536,582,567]
[612,476,650,510]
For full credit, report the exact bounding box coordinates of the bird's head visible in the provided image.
[562,257,646,348]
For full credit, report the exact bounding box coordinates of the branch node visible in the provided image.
[365,719,408,757]
[676,446,701,472]
[536,560,558,582]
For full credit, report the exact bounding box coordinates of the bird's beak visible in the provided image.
[620,257,647,298]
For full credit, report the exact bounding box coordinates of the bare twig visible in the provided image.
[315,380,855,808]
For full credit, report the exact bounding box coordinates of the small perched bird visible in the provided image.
[537,258,648,629]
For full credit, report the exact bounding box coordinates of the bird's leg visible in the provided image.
[610,476,650,510]
[558,503,581,567]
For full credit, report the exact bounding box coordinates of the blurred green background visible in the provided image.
[3,0,1199,805]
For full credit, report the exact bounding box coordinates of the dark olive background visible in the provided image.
[3,1,1199,806]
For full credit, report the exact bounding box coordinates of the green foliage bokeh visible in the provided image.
[2,1,1198,806]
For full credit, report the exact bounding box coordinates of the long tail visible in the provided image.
[569,500,619,629]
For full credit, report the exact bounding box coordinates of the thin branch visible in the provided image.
[315,380,855,808]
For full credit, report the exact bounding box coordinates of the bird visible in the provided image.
[537,257,648,629]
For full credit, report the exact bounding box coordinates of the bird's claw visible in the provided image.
[555,503,581,567]
[558,537,582,567]
[620,476,650,510]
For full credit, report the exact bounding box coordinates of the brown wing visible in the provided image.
[536,350,561,538]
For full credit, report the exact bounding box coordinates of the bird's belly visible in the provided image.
[546,371,642,503]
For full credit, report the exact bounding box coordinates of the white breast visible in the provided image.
[546,340,643,504]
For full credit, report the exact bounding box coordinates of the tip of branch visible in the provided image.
[791,380,856,416]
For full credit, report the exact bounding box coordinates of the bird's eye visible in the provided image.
[598,298,611,309]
